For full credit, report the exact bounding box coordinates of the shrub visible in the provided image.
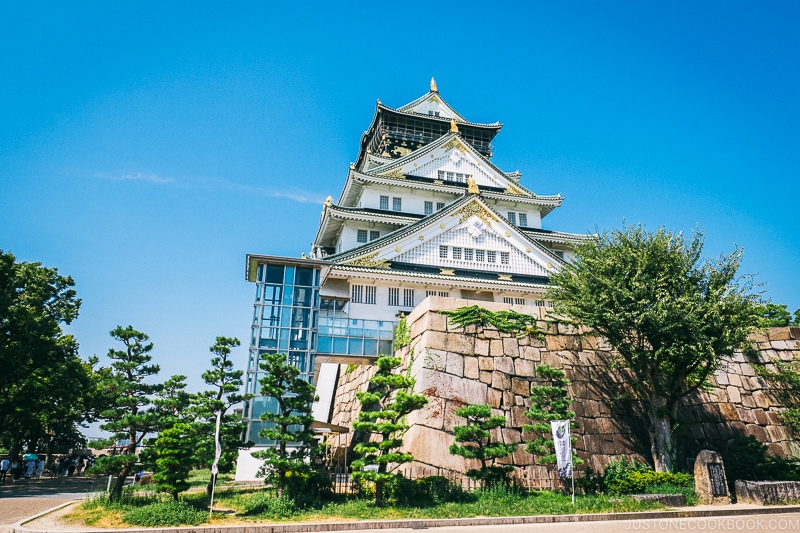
[121,500,206,527]
[607,470,693,494]
[602,456,651,492]
[392,476,471,506]
[239,491,297,518]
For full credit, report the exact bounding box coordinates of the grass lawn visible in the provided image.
[67,480,667,528]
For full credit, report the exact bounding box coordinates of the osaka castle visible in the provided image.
[236,79,586,478]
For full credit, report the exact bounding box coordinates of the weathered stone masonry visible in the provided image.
[329,297,800,489]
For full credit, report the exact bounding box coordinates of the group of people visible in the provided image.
[0,455,91,483]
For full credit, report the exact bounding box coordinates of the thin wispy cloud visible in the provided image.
[93,172,174,184]
[90,171,324,204]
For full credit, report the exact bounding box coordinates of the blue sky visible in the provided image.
[1,2,798,403]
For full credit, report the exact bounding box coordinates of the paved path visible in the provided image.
[0,476,106,533]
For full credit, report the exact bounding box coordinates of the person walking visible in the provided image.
[35,458,45,478]
[0,457,9,483]
[11,459,22,482]
[24,458,35,479]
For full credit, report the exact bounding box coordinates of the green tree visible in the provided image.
[523,364,582,470]
[254,352,317,495]
[195,336,252,494]
[754,355,800,435]
[151,422,195,500]
[0,250,91,456]
[449,404,517,487]
[352,353,428,507]
[548,225,761,472]
[92,326,164,500]
[758,303,794,327]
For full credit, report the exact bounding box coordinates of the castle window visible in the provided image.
[380,195,389,210]
[436,202,445,211]
[437,170,445,180]
[476,250,485,262]
[507,212,517,225]
[519,213,528,226]
[515,298,525,305]
[500,252,509,264]
[351,285,363,303]
[424,201,433,215]
[370,230,380,241]
[487,251,496,263]
[464,248,474,261]
[357,230,367,243]
[365,286,376,304]
[452,247,462,260]
[388,287,400,306]
[439,245,448,258]
[403,288,415,307]
[393,197,402,211]
[555,250,564,259]
[446,171,455,181]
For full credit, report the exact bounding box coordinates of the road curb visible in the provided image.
[14,503,800,533]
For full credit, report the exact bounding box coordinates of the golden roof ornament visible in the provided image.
[450,119,459,133]
[467,177,480,194]
[430,77,438,93]
[324,196,332,206]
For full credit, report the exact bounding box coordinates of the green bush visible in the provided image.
[645,482,699,506]
[121,500,206,527]
[239,492,297,518]
[283,469,333,509]
[392,476,471,506]
[602,456,651,491]
[608,471,694,494]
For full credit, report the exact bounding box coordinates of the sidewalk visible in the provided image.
[0,475,109,533]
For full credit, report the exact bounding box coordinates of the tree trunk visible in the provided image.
[648,394,674,472]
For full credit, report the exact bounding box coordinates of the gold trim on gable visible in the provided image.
[442,138,466,154]
[451,201,500,225]
[440,268,455,276]
[498,274,513,281]
[344,251,391,270]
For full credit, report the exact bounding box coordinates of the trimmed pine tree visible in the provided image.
[449,404,517,487]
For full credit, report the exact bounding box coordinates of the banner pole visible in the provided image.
[571,472,575,505]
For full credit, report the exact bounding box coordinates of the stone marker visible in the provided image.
[694,450,730,505]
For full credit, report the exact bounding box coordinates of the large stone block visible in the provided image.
[475,338,490,356]
[521,346,542,361]
[446,352,465,377]
[464,356,479,379]
[478,357,494,371]
[489,339,504,355]
[492,371,511,390]
[736,480,800,505]
[502,337,520,357]
[416,368,488,406]
[494,356,514,374]
[479,371,492,384]
[726,385,742,404]
[512,378,530,396]
[403,424,468,472]
[515,358,534,377]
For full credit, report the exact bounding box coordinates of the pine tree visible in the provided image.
[195,337,252,494]
[151,422,194,500]
[449,404,517,487]
[352,353,428,507]
[92,326,164,500]
[523,364,582,468]
[254,352,317,495]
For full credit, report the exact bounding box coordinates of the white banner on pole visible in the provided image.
[550,420,573,479]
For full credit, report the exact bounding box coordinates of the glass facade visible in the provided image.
[244,261,320,445]
[243,259,398,445]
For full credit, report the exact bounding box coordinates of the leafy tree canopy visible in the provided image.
[548,225,762,472]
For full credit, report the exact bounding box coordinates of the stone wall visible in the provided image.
[328,297,799,488]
